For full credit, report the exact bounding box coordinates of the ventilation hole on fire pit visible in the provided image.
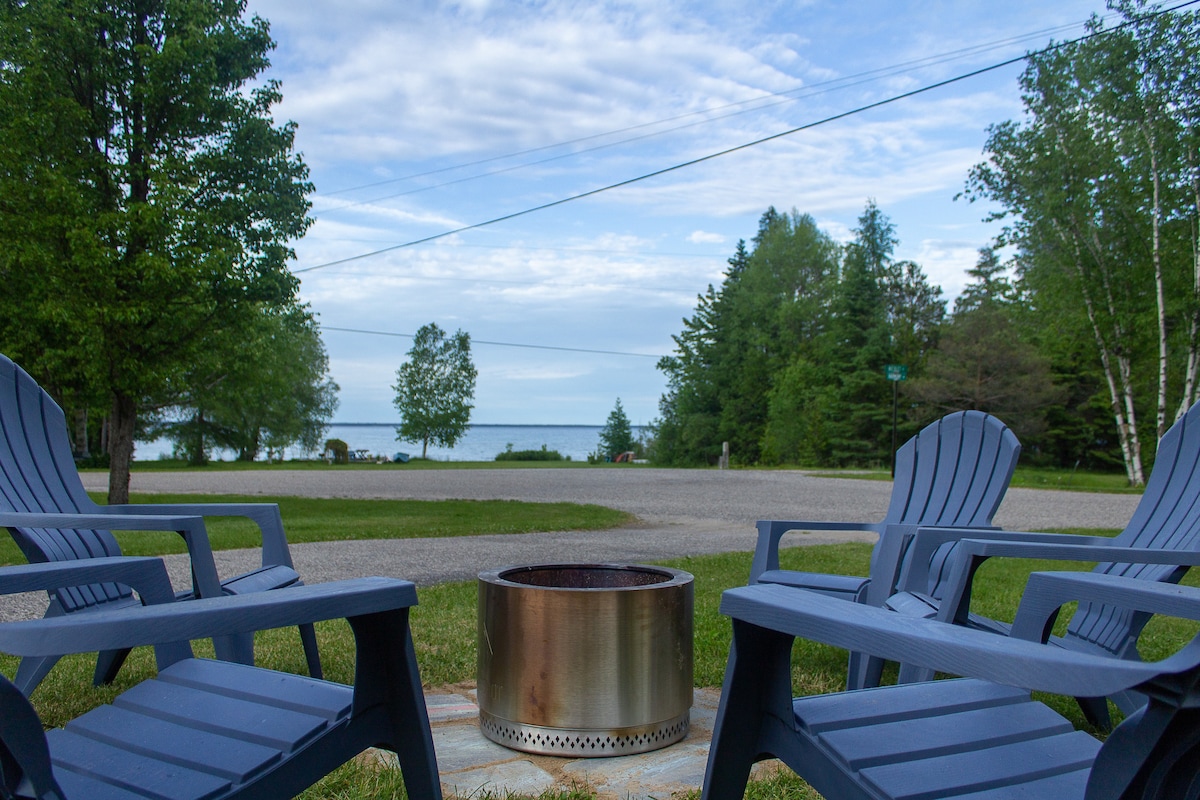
[479,713,690,756]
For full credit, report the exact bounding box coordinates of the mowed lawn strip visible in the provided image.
[0,493,634,565]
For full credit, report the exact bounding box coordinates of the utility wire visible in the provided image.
[323,326,666,358]
[319,17,1101,202]
[320,270,705,294]
[317,56,1029,212]
[297,1,1198,275]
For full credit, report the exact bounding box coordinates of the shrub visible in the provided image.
[324,438,349,464]
[494,443,566,462]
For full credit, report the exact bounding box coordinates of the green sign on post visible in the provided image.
[886,364,908,381]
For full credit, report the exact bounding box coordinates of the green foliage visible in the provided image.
[906,303,1065,440]
[656,210,846,466]
[148,306,338,463]
[495,444,566,461]
[324,438,350,464]
[963,0,1200,483]
[393,323,477,459]
[0,0,313,502]
[597,397,635,459]
[658,202,943,468]
[916,249,1047,436]
[762,357,834,465]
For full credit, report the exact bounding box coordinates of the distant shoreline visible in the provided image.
[330,422,643,428]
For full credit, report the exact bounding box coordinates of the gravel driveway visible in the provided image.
[0,468,1139,622]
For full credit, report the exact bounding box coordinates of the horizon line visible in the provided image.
[330,421,648,427]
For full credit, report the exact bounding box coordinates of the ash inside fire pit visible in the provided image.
[477,563,694,758]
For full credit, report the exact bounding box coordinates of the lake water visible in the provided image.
[135,423,647,463]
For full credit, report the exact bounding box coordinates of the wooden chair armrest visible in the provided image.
[0,557,176,606]
[0,510,224,598]
[1011,571,1200,642]
[720,582,1185,698]
[750,518,885,581]
[0,577,415,666]
[897,527,1116,594]
[929,538,1200,625]
[103,502,292,568]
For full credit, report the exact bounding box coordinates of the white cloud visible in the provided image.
[248,0,1106,423]
[688,230,726,244]
[486,364,594,381]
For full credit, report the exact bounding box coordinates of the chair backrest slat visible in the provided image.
[1067,401,1200,655]
[877,412,1020,597]
[885,411,1019,528]
[0,355,131,613]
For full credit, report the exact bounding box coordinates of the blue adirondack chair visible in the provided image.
[702,572,1200,800]
[0,353,320,694]
[887,398,1200,726]
[0,559,442,800]
[749,409,1019,689]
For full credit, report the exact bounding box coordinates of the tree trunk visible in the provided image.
[1179,149,1200,422]
[108,392,137,505]
[1147,138,1169,439]
[191,410,208,466]
[1059,219,1146,485]
[73,408,90,459]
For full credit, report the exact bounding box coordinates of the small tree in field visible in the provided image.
[393,323,477,458]
[598,398,636,460]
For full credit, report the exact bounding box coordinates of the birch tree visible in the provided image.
[963,0,1200,484]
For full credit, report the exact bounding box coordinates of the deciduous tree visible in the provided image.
[393,323,477,458]
[963,0,1200,483]
[151,306,338,463]
[0,0,312,501]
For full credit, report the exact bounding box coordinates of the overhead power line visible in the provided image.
[296,1,1199,276]
[323,326,666,359]
[318,17,1103,204]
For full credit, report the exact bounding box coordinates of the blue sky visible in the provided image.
[245,0,1108,425]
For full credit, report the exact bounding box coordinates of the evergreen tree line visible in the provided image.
[653,202,954,469]
[652,201,1086,470]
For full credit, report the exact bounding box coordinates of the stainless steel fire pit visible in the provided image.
[477,563,694,757]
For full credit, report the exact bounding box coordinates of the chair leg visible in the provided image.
[13,655,60,696]
[1076,695,1112,729]
[212,631,255,665]
[299,622,322,680]
[92,648,131,686]
[702,621,795,800]
[390,627,441,800]
[348,608,442,799]
[846,651,885,691]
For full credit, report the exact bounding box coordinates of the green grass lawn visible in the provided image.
[4,479,1186,799]
[0,494,633,565]
[10,522,1200,799]
[805,465,1140,493]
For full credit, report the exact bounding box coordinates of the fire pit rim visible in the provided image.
[479,562,693,591]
